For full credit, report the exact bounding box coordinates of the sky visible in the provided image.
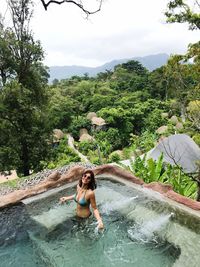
[1,0,199,67]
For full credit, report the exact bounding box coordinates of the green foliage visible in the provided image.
[108,153,121,163]
[193,134,200,146]
[148,67,168,99]
[132,131,157,153]
[115,91,150,108]
[132,154,165,183]
[47,138,80,168]
[0,81,51,176]
[97,107,133,146]
[2,179,18,189]
[143,108,168,132]
[68,116,91,140]
[120,60,148,75]
[47,88,75,129]
[94,128,122,150]
[122,143,137,159]
[0,0,50,176]
[165,0,200,30]
[131,155,197,199]
[89,94,115,111]
[78,140,97,154]
[111,61,149,92]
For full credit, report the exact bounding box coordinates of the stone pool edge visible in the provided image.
[0,164,200,212]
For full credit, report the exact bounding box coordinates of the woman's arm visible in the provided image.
[90,192,104,229]
[59,194,74,203]
[60,184,79,203]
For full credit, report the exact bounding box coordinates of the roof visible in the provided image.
[91,117,106,126]
[53,129,65,141]
[146,134,200,173]
[86,112,97,120]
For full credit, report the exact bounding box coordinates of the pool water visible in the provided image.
[0,179,183,267]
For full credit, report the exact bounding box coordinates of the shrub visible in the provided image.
[108,153,121,163]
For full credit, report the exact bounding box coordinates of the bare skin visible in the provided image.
[60,174,104,229]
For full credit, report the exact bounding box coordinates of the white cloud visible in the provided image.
[1,0,199,66]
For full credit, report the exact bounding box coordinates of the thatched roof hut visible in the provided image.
[53,129,65,142]
[91,117,106,126]
[79,128,94,142]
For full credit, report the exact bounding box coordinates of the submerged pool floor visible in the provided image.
[0,179,195,267]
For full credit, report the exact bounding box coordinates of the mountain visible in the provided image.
[49,53,169,82]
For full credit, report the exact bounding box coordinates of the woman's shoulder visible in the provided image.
[88,189,95,197]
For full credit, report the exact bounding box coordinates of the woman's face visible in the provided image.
[82,173,92,185]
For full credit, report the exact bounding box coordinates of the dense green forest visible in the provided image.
[0,0,200,199]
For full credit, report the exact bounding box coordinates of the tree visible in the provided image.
[120,60,148,76]
[0,81,51,175]
[187,100,200,130]
[165,0,200,30]
[47,87,76,129]
[40,0,103,16]
[0,0,50,176]
[98,107,133,147]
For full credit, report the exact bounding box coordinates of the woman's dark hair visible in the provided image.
[79,170,97,190]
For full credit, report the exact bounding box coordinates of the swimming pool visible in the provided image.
[0,178,199,267]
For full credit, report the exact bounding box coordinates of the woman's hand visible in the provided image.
[59,194,74,204]
[97,219,104,229]
[59,196,67,204]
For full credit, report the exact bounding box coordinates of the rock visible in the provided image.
[169,115,179,125]
[144,182,200,210]
[144,182,173,194]
[175,122,183,130]
[156,125,168,134]
[46,171,61,181]
[161,112,169,119]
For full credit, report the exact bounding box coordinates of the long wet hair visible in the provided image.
[79,170,97,190]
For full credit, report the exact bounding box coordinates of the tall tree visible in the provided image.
[0,0,50,176]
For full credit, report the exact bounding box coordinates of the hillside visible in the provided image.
[49,53,169,82]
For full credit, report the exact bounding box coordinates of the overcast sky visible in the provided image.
[1,0,199,67]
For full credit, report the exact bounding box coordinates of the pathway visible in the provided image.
[67,134,90,163]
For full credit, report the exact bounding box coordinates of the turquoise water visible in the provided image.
[0,180,180,267]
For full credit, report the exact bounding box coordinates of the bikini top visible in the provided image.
[74,190,90,207]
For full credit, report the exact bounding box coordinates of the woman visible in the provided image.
[59,169,104,229]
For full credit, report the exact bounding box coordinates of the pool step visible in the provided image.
[30,202,76,232]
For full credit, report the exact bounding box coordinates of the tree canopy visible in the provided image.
[0,0,50,176]
[165,0,200,30]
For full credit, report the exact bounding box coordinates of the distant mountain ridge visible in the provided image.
[49,53,169,82]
